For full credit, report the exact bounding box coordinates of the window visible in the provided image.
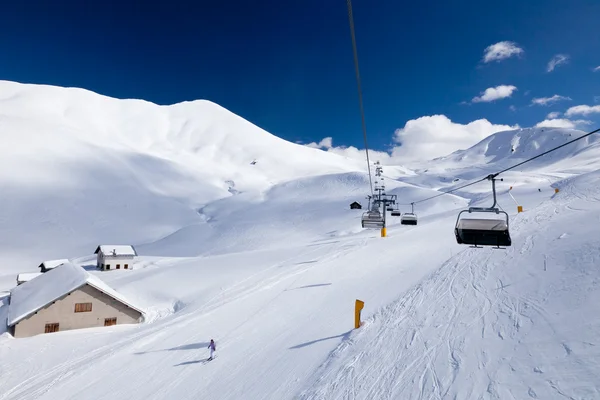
[45,323,59,333]
[105,264,110,270]
[124,264,129,269]
[74,302,92,313]
[116,264,120,269]
[104,318,117,326]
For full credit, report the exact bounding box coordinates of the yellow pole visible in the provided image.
[517,205,523,213]
[381,227,386,237]
[355,299,364,329]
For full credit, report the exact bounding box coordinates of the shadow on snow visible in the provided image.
[289,330,352,350]
[134,342,210,355]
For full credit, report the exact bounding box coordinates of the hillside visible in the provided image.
[300,170,600,399]
[1,81,599,400]
[412,127,600,179]
[0,80,366,281]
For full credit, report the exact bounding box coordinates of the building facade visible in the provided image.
[11,284,143,338]
[94,245,137,271]
[7,262,144,338]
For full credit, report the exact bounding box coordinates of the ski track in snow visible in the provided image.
[2,83,600,400]
[299,182,600,400]
[0,238,367,400]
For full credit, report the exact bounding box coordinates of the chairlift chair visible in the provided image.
[400,213,418,225]
[454,176,511,248]
[391,209,401,217]
[361,209,384,229]
[400,203,418,225]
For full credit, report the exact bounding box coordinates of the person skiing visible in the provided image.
[208,339,216,360]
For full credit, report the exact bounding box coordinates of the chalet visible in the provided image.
[94,245,137,271]
[350,201,362,210]
[7,262,144,338]
[38,259,69,273]
[16,273,43,285]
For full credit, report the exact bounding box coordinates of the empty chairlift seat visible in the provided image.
[455,175,511,248]
[391,210,401,217]
[454,213,511,247]
[400,213,418,225]
[361,210,384,229]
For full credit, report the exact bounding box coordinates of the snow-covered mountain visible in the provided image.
[1,81,599,400]
[0,80,367,273]
[415,126,600,178]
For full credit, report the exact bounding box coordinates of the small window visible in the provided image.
[124,264,128,269]
[116,264,120,269]
[45,323,59,333]
[104,318,117,326]
[74,302,92,313]
[105,264,110,270]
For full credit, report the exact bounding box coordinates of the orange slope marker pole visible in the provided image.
[355,299,365,329]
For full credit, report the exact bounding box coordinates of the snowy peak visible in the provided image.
[431,127,600,173]
[0,80,364,192]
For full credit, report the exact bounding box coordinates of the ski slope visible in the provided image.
[1,81,600,400]
[300,171,600,399]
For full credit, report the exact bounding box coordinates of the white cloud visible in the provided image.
[547,54,569,72]
[509,105,517,112]
[482,41,524,63]
[392,115,518,161]
[535,118,592,129]
[531,95,571,106]
[304,138,393,163]
[305,137,333,149]
[593,66,600,72]
[472,85,517,103]
[305,115,518,164]
[565,105,600,116]
[546,111,561,119]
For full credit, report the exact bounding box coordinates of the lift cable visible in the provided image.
[347,0,374,198]
[410,177,488,206]
[402,126,600,207]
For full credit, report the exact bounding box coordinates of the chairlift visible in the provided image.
[454,176,511,248]
[400,203,418,225]
[391,209,401,217]
[400,213,418,225]
[361,209,384,229]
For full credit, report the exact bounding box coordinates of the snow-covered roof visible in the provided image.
[8,262,144,327]
[16,273,43,282]
[94,245,137,256]
[38,259,69,270]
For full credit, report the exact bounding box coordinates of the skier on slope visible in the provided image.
[208,339,216,360]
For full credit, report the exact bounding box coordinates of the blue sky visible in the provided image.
[1,0,599,159]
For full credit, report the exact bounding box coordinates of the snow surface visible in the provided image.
[1,80,600,400]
